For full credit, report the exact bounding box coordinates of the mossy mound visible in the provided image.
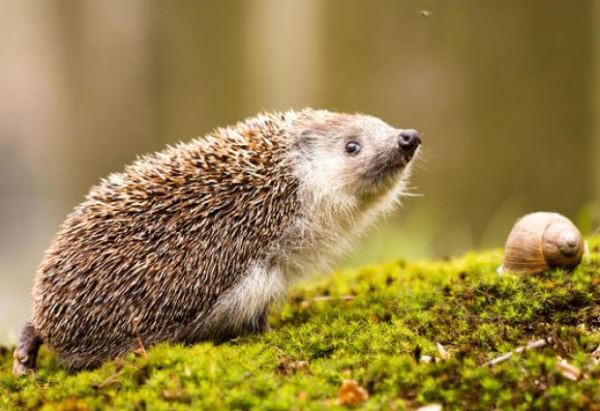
[1,239,599,410]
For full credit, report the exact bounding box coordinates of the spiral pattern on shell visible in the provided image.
[502,212,584,274]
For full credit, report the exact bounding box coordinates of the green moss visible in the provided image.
[2,238,599,410]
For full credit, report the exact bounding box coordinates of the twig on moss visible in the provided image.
[311,295,355,302]
[93,370,124,389]
[483,338,551,367]
[132,317,147,358]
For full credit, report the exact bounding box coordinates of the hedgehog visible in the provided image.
[13,108,421,376]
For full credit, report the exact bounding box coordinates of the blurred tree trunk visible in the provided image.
[441,0,594,251]
[0,1,69,193]
[58,0,156,202]
[242,0,323,112]
[0,0,71,339]
[594,1,600,204]
[154,1,245,141]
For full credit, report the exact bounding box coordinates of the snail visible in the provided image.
[502,212,584,274]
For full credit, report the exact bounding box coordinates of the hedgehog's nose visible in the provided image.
[397,129,421,154]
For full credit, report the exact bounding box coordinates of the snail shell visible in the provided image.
[503,212,584,274]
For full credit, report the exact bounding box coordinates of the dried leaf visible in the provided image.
[420,355,433,364]
[295,360,309,372]
[337,379,369,406]
[161,388,190,402]
[556,359,581,381]
[436,342,449,360]
[133,346,147,358]
[278,357,310,375]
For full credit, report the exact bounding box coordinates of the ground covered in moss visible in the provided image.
[1,238,599,410]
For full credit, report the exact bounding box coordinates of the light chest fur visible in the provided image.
[205,264,287,335]
[206,173,412,334]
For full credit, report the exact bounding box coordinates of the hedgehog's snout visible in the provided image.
[397,129,421,160]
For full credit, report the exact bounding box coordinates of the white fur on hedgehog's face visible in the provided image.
[292,113,421,207]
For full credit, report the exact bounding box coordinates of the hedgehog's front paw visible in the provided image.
[254,308,271,334]
[12,349,36,378]
[243,309,271,335]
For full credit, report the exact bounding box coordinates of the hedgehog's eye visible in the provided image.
[345,141,361,156]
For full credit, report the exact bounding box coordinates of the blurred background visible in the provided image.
[1,0,599,341]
